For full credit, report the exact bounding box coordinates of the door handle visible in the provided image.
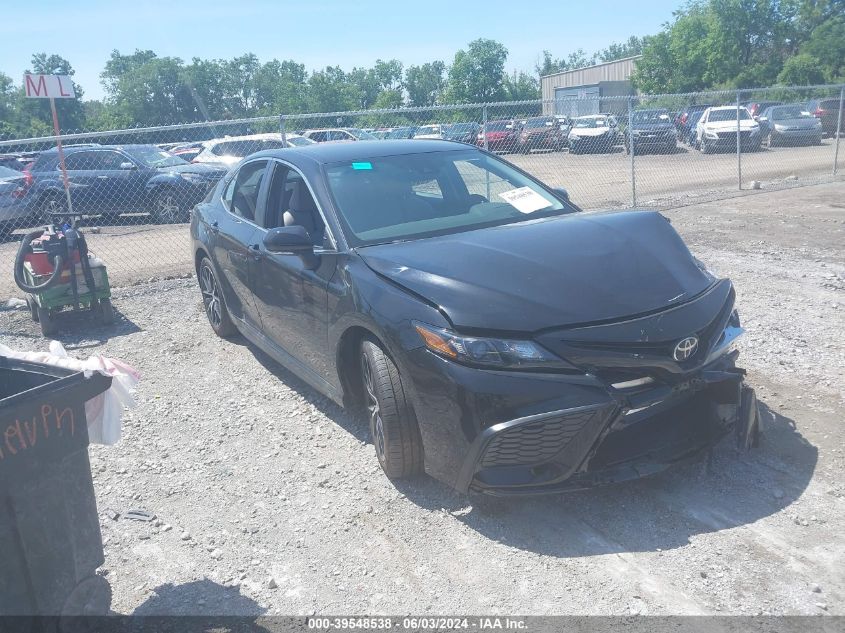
[209,220,219,234]
[249,243,262,261]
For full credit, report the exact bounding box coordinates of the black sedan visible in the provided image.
[624,109,678,154]
[190,140,760,496]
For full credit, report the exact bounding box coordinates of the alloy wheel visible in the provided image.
[199,263,222,328]
[155,192,181,223]
[361,353,386,464]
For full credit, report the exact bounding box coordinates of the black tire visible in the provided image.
[198,257,235,337]
[360,339,424,479]
[738,387,762,450]
[26,294,39,321]
[152,189,186,224]
[38,306,58,336]
[98,298,114,325]
[38,192,67,225]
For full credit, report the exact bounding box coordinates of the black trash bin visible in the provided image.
[0,355,113,617]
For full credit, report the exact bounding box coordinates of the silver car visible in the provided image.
[0,165,31,235]
[758,104,823,147]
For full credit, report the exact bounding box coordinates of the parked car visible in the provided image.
[757,104,823,147]
[568,115,619,154]
[369,129,392,140]
[624,109,678,154]
[443,123,481,144]
[515,117,566,153]
[190,139,757,495]
[0,153,28,172]
[169,141,206,163]
[744,101,782,121]
[386,126,417,139]
[683,110,705,148]
[24,144,227,224]
[0,164,31,235]
[476,119,517,153]
[806,98,844,137]
[696,106,762,153]
[191,133,314,166]
[302,128,378,143]
[676,104,713,139]
[414,124,447,140]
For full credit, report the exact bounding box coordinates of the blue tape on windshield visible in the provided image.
[352,162,372,170]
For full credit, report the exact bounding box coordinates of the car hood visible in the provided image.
[632,123,674,132]
[159,162,227,177]
[570,127,611,137]
[703,120,758,132]
[358,210,713,332]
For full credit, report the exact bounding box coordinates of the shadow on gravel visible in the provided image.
[401,400,817,558]
[1,303,142,348]
[132,579,267,617]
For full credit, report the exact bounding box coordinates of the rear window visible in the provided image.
[708,109,751,122]
[525,118,556,128]
[486,121,511,132]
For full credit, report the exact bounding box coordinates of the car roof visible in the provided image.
[248,139,473,164]
[38,143,156,156]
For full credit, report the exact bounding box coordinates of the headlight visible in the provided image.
[568,134,580,141]
[414,322,575,370]
[705,130,719,139]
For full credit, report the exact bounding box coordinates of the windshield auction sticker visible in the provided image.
[498,187,551,213]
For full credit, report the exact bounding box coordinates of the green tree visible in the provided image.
[777,53,827,84]
[595,36,645,62]
[801,16,845,81]
[445,39,509,103]
[405,61,445,106]
[503,70,540,101]
[307,66,357,112]
[535,49,592,76]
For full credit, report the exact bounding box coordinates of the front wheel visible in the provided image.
[198,257,235,337]
[38,193,67,225]
[152,189,186,224]
[360,339,424,480]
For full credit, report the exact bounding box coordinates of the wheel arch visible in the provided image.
[335,324,381,408]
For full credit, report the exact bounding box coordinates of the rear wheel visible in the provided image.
[700,137,711,154]
[198,257,235,337]
[360,339,424,480]
[38,193,67,225]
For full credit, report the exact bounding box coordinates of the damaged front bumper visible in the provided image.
[458,353,758,495]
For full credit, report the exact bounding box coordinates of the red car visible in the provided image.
[476,120,517,153]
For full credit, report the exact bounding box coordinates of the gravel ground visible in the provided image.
[1,182,843,617]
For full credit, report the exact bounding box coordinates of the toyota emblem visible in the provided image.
[673,336,699,361]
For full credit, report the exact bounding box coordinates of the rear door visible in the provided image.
[62,150,110,213]
[210,159,270,326]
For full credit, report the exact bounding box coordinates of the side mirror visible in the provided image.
[119,162,136,170]
[553,187,569,201]
[263,225,320,269]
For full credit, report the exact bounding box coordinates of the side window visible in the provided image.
[64,151,98,170]
[226,160,268,222]
[309,132,327,142]
[95,151,128,170]
[329,130,351,141]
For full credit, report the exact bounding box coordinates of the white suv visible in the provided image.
[696,106,762,153]
[192,133,313,166]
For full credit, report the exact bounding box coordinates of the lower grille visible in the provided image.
[481,408,603,468]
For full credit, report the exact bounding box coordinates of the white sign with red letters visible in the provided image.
[23,74,76,99]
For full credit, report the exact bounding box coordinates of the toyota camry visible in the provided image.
[190,140,760,496]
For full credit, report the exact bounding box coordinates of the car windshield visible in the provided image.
[348,128,377,140]
[124,146,189,167]
[485,121,511,131]
[770,106,813,121]
[632,110,670,124]
[286,135,315,146]
[387,127,415,138]
[525,118,556,128]
[325,149,572,247]
[447,123,476,133]
[709,109,752,122]
[574,117,607,128]
[0,165,21,178]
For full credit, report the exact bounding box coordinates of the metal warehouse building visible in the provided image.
[541,56,640,117]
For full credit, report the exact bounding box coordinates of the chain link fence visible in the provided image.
[1,84,843,298]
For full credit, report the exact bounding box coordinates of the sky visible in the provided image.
[0,0,680,101]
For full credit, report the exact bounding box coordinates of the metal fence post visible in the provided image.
[279,114,287,145]
[736,90,742,190]
[482,104,489,152]
[834,85,844,175]
[628,96,636,207]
